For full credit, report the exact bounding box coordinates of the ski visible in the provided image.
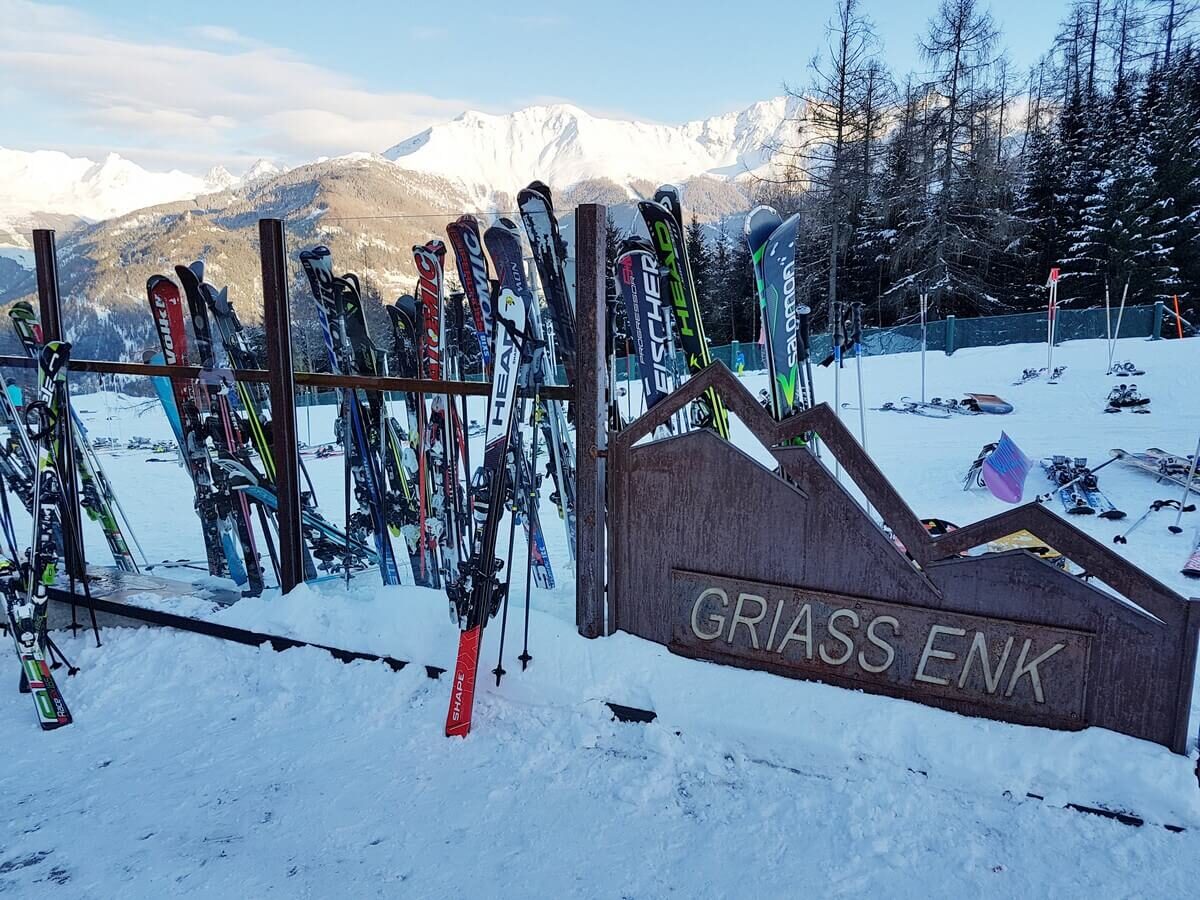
[864,401,953,419]
[446,215,496,374]
[299,246,401,585]
[386,295,438,586]
[445,288,527,737]
[10,302,140,573]
[415,240,469,588]
[899,396,980,416]
[639,195,730,438]
[1110,448,1200,495]
[1042,456,1123,518]
[176,263,263,593]
[7,342,75,729]
[146,276,235,579]
[616,238,675,415]
[485,218,577,562]
[755,211,805,419]
[211,456,378,571]
[509,423,554,590]
[1043,457,1094,515]
[517,181,577,383]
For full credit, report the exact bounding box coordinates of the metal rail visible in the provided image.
[0,355,572,401]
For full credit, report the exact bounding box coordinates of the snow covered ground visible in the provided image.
[2,334,1199,896]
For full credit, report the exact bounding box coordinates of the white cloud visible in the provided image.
[190,24,258,47]
[0,0,472,172]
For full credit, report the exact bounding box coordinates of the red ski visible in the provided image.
[444,278,527,737]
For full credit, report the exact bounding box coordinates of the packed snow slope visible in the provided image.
[2,334,1199,896]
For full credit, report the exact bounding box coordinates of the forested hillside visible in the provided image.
[677,0,1200,344]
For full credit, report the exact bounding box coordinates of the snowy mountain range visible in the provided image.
[384,97,801,205]
[0,148,284,240]
[0,97,801,351]
[0,97,801,235]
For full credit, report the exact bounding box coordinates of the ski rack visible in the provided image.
[7,212,606,633]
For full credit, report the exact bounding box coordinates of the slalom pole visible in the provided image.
[1104,282,1113,373]
[1169,432,1200,534]
[1045,268,1060,374]
[919,292,928,403]
[1174,295,1185,339]
[1111,280,1129,372]
[851,302,867,450]
[832,301,844,480]
[1046,282,1053,373]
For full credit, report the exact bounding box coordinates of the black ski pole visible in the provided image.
[60,385,100,648]
[1168,434,1200,534]
[341,399,352,589]
[1115,499,1194,544]
[492,432,523,686]
[518,397,541,671]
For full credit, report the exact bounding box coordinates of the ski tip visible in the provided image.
[520,180,553,204]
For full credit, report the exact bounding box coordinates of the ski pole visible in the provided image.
[832,301,844,481]
[1114,499,1189,544]
[519,396,543,671]
[798,307,820,458]
[1110,280,1128,373]
[1035,454,1120,504]
[1046,282,1053,373]
[492,432,524,687]
[1169,433,1200,534]
[852,302,867,450]
[919,292,927,403]
[1104,282,1112,373]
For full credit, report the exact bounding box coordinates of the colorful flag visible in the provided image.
[982,432,1031,504]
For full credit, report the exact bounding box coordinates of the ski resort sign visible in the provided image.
[674,571,1090,727]
[605,363,1200,754]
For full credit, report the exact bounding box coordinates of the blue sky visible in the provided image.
[0,0,1065,173]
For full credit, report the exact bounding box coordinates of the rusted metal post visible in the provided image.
[258,219,304,593]
[574,203,607,638]
[33,229,64,342]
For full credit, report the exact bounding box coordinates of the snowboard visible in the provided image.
[963,393,1013,414]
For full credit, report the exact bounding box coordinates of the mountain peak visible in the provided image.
[383,97,796,193]
[204,165,238,191]
[243,159,283,182]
